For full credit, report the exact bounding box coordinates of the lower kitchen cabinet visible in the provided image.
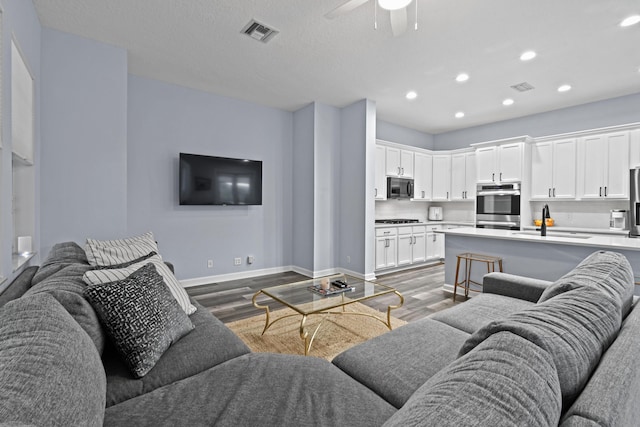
[397,226,426,266]
[426,225,445,259]
[375,227,397,269]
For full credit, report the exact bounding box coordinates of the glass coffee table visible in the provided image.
[252,274,404,356]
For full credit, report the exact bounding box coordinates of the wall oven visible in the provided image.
[476,183,521,230]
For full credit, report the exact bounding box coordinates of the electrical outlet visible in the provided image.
[347,256,351,264]
[247,256,254,264]
[234,257,242,266]
[207,259,214,268]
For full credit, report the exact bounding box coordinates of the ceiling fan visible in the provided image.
[325,0,417,37]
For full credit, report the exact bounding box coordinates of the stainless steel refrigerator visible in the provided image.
[630,168,640,237]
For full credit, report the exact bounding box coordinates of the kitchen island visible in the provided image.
[439,227,640,297]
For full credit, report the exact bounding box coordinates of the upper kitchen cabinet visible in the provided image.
[474,138,530,183]
[413,151,432,201]
[578,131,630,199]
[531,139,576,199]
[432,154,451,201]
[375,145,387,200]
[630,129,640,168]
[385,146,414,178]
[451,151,476,201]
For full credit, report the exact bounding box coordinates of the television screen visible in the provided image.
[179,153,263,205]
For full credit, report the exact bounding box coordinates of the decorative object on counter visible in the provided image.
[428,206,443,221]
[610,210,628,231]
[534,218,554,227]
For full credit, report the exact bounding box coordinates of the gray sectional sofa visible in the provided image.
[0,243,639,426]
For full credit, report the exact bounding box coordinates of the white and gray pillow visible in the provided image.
[84,263,195,378]
[85,231,158,267]
[83,253,196,315]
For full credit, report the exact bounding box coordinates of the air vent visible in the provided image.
[510,82,535,92]
[242,20,279,43]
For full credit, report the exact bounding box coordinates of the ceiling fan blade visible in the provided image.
[389,7,407,36]
[325,0,371,19]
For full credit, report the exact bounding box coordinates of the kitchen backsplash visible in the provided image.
[376,200,474,223]
[529,200,629,229]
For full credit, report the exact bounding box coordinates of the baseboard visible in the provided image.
[180,266,295,288]
[181,265,376,287]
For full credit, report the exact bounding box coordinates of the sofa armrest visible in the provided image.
[164,261,174,274]
[483,272,552,303]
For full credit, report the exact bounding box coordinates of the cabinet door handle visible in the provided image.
[604,186,608,197]
[432,234,436,242]
[397,167,401,175]
[422,190,425,198]
[548,188,551,197]
[599,187,602,197]
[492,173,495,182]
[500,172,503,181]
[446,191,449,199]
[401,167,404,175]
[375,188,377,197]
[553,188,556,197]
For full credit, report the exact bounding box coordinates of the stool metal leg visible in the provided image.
[465,258,471,298]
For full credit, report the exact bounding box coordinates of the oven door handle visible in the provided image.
[476,220,519,227]
[477,190,521,196]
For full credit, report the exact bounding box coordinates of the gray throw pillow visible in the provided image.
[0,293,106,426]
[84,263,195,378]
[383,331,562,427]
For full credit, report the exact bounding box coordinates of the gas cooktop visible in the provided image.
[375,219,421,224]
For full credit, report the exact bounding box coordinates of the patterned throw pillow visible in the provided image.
[83,263,195,378]
[85,231,158,267]
[83,253,196,315]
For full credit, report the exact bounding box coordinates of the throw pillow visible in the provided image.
[84,263,195,378]
[83,253,196,315]
[85,231,158,267]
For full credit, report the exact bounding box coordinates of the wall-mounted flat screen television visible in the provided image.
[179,153,263,205]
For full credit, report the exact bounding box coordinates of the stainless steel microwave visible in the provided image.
[387,177,414,199]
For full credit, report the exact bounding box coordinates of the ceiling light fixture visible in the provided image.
[378,0,412,11]
[503,98,514,106]
[456,73,469,83]
[406,91,417,100]
[520,51,537,61]
[455,112,465,119]
[558,84,572,92]
[620,15,640,27]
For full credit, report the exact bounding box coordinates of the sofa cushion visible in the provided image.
[460,286,621,408]
[560,301,640,427]
[25,262,106,355]
[0,266,38,308]
[429,293,535,334]
[103,300,250,406]
[539,250,634,318]
[31,241,89,285]
[85,231,158,266]
[104,353,396,427]
[83,253,196,315]
[0,293,106,426]
[383,331,561,427]
[333,317,469,408]
[84,263,195,378]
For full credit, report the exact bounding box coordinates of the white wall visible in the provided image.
[377,119,434,149]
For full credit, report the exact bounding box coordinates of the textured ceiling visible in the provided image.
[33,0,640,134]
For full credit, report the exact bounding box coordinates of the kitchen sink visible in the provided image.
[511,231,592,239]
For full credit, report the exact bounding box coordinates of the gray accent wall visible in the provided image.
[40,28,128,256]
[377,119,435,149]
[434,92,640,149]
[292,104,314,273]
[126,76,293,280]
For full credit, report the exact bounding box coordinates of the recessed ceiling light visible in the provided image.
[456,73,469,83]
[520,51,537,61]
[620,15,640,27]
[502,98,515,106]
[455,112,465,119]
[378,0,412,11]
[558,84,572,92]
[406,91,417,100]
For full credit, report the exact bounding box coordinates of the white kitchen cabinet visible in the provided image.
[375,228,397,269]
[451,152,476,201]
[385,146,414,178]
[397,226,426,266]
[413,152,432,200]
[531,139,576,199]
[578,131,629,199]
[432,155,451,201]
[426,225,444,260]
[375,145,387,200]
[475,143,523,183]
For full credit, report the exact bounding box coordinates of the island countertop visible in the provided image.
[438,227,640,252]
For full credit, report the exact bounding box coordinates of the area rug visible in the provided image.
[226,302,407,361]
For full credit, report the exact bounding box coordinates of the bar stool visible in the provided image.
[453,252,503,301]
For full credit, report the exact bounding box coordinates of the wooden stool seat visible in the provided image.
[453,252,503,301]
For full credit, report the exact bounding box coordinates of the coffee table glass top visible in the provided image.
[257,274,397,315]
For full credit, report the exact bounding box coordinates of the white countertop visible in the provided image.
[440,227,640,251]
[375,221,474,228]
[522,225,628,236]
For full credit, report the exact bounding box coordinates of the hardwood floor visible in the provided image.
[186,263,464,324]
